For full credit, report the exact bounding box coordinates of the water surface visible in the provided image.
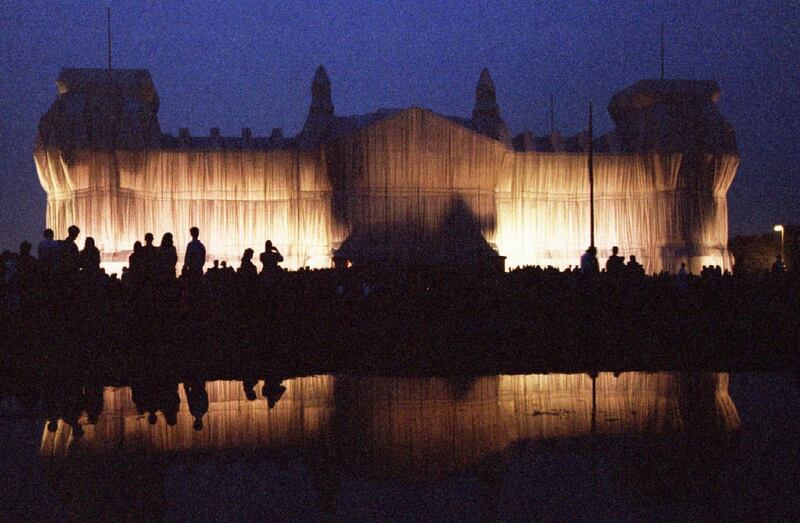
[27,371,780,520]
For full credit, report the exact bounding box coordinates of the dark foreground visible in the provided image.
[2,371,799,521]
[2,267,799,382]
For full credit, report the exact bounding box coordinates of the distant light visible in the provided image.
[774,225,784,232]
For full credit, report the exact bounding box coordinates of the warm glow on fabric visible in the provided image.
[35,109,737,274]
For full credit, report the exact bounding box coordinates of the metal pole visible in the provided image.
[660,22,664,80]
[107,8,112,70]
[590,372,597,435]
[589,102,594,248]
[550,94,554,136]
[781,228,785,261]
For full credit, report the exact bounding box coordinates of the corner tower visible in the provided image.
[300,65,335,144]
[471,68,511,146]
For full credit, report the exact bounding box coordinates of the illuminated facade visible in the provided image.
[35,67,739,273]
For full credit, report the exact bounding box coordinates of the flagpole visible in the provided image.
[589,102,594,249]
[660,22,665,80]
[107,8,112,70]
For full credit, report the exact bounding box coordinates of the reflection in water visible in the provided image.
[41,376,335,459]
[333,373,740,478]
[41,372,739,478]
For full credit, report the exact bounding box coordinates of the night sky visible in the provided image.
[1,0,798,251]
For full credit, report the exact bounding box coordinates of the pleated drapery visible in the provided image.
[35,108,738,273]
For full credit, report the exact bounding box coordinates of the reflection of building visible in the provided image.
[41,373,739,481]
[35,67,738,273]
[333,373,740,479]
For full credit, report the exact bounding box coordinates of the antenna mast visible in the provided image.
[549,94,554,136]
[660,22,664,80]
[107,8,112,70]
[588,102,594,249]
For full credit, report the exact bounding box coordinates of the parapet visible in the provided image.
[36,69,738,159]
[608,79,738,154]
[37,68,162,153]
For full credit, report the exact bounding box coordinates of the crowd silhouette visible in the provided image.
[0,224,798,381]
[4,224,791,296]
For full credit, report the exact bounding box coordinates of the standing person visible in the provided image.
[626,255,645,277]
[157,232,178,280]
[79,237,101,271]
[238,248,258,279]
[771,255,785,274]
[128,242,143,276]
[605,246,625,275]
[37,229,60,270]
[580,246,599,274]
[259,240,284,275]
[677,262,689,291]
[183,227,206,278]
[16,241,39,291]
[141,233,158,279]
[60,225,81,274]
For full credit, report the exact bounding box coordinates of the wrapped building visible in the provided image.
[35,66,738,273]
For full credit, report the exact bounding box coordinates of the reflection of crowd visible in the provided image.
[10,372,289,439]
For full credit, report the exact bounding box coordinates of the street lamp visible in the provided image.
[773,224,785,261]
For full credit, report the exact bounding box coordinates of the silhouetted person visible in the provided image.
[206,259,220,279]
[60,225,81,274]
[183,227,206,278]
[605,246,625,275]
[16,241,38,287]
[18,241,33,258]
[242,378,258,401]
[128,241,143,282]
[677,262,689,290]
[580,246,599,274]
[262,375,287,409]
[2,251,18,285]
[259,240,284,274]
[157,381,181,427]
[164,410,178,426]
[185,378,209,431]
[43,376,84,438]
[80,237,101,271]
[238,248,258,278]
[157,232,178,280]
[626,255,645,277]
[37,228,59,270]
[219,260,235,284]
[83,380,105,425]
[131,379,158,418]
[771,255,785,274]
[142,232,157,279]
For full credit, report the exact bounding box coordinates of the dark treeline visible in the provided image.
[1,226,799,384]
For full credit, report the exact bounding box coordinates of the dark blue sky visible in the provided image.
[1,0,798,250]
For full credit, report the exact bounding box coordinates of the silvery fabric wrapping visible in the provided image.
[35,108,737,273]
